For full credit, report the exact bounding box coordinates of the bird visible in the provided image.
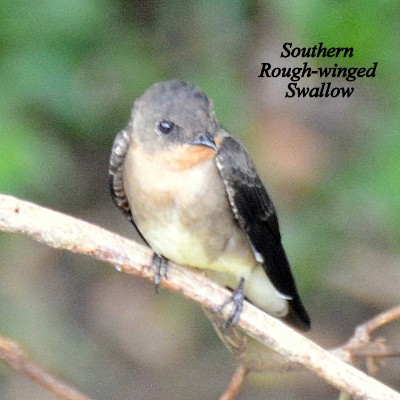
[109,80,310,331]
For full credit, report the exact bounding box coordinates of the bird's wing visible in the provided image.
[215,135,310,329]
[109,130,150,245]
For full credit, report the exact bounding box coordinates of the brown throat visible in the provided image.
[160,144,217,171]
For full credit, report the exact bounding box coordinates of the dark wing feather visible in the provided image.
[108,130,150,245]
[215,136,310,330]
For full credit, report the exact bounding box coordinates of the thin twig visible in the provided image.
[219,364,249,400]
[0,336,93,400]
[354,306,400,342]
[0,194,400,400]
[334,306,400,376]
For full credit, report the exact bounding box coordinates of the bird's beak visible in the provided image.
[189,132,217,150]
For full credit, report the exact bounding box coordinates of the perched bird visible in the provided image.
[109,80,310,330]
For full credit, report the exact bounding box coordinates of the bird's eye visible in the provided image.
[157,120,175,135]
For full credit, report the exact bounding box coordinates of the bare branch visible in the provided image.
[219,364,249,400]
[0,336,93,400]
[1,194,400,400]
[354,306,400,341]
[334,306,400,376]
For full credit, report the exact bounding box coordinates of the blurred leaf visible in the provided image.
[0,121,75,202]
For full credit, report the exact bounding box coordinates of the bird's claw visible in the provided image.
[152,253,169,292]
[213,278,245,330]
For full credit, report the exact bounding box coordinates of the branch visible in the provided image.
[0,336,93,400]
[334,306,400,376]
[0,194,399,400]
[354,306,400,341]
[219,364,249,400]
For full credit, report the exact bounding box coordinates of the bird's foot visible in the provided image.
[213,278,245,330]
[152,253,169,293]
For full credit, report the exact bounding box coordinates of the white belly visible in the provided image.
[125,154,252,275]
